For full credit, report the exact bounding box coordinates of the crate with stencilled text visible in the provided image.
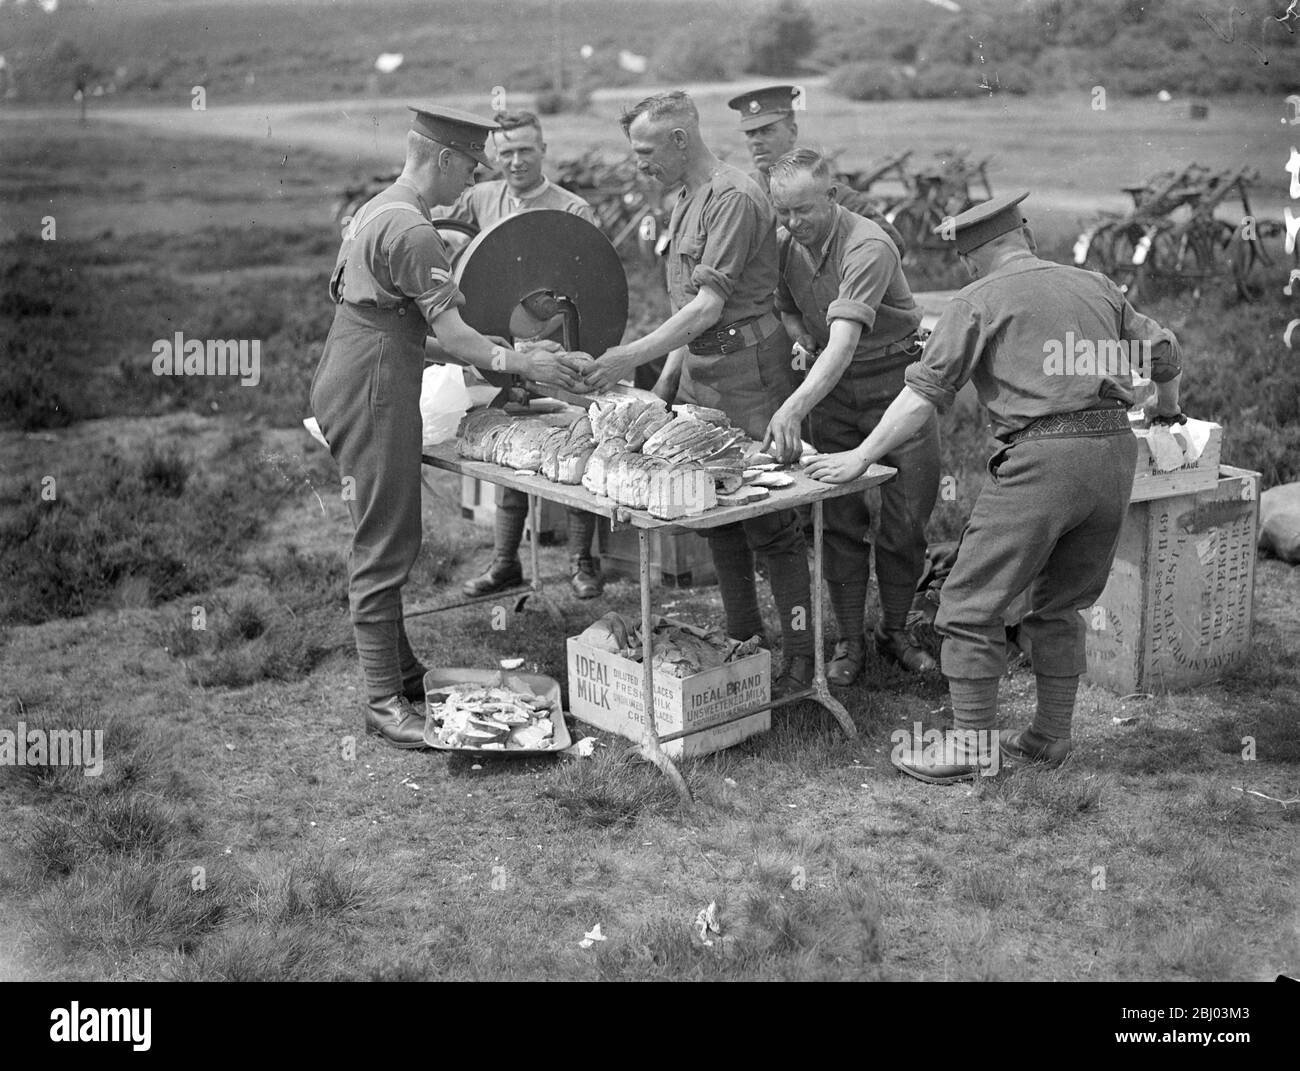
[1129,416,1223,502]
[565,634,770,758]
[1085,465,1259,694]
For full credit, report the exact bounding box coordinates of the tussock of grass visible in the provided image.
[168,922,338,982]
[543,749,697,828]
[980,768,1110,822]
[1112,728,1214,775]
[32,857,232,965]
[20,795,196,879]
[247,856,378,924]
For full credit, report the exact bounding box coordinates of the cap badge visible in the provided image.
[749,100,761,113]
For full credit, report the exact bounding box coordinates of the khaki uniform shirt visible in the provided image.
[776,204,921,375]
[666,163,777,325]
[438,177,597,230]
[905,252,1183,440]
[328,181,464,326]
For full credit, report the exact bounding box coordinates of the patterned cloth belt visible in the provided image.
[688,311,780,356]
[1005,404,1131,444]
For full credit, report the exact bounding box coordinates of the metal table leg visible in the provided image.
[807,498,857,738]
[634,527,692,802]
[522,491,564,626]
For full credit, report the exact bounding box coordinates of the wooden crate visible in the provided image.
[599,524,718,588]
[459,476,569,545]
[1084,465,1260,693]
[1129,417,1222,502]
[566,635,770,758]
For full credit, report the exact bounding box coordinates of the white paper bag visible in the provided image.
[420,363,472,447]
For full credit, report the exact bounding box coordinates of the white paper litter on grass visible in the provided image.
[694,901,721,946]
[563,737,596,758]
[579,924,606,948]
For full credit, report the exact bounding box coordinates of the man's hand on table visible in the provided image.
[761,403,806,466]
[584,345,638,393]
[805,447,873,484]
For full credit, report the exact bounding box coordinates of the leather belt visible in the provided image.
[1005,403,1131,444]
[688,312,780,356]
[853,332,923,365]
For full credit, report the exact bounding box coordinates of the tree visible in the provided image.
[744,0,817,76]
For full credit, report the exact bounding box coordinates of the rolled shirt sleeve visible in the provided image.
[825,237,897,335]
[903,297,985,413]
[1120,299,1182,383]
[691,190,761,300]
[387,226,465,324]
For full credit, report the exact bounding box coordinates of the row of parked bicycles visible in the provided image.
[333,153,1294,303]
[1072,164,1294,304]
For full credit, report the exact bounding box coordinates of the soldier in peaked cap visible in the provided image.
[310,104,587,748]
[806,191,1186,783]
[726,84,907,255]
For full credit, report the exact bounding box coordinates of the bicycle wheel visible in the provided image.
[889,200,951,262]
[1223,223,1267,301]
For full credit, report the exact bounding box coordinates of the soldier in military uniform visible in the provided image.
[806,192,1184,782]
[437,111,608,602]
[584,90,815,697]
[311,106,586,748]
[726,84,907,255]
[761,149,940,686]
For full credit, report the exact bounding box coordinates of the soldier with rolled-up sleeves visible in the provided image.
[584,90,815,697]
[807,191,1184,782]
[761,149,940,686]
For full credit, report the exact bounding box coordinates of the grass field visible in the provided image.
[2,94,1298,981]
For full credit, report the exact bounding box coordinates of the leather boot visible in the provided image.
[826,635,867,686]
[999,727,1071,769]
[365,694,427,749]
[891,726,991,784]
[569,555,603,599]
[874,624,937,673]
[772,654,815,701]
[462,558,524,598]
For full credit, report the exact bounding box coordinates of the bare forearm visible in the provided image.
[622,290,724,366]
[782,343,853,418]
[431,319,520,374]
[1153,371,1182,415]
[852,386,935,463]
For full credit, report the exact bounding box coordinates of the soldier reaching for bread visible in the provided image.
[584,91,816,697]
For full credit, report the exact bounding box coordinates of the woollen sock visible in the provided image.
[877,580,916,633]
[827,575,869,644]
[395,617,425,683]
[767,547,815,659]
[708,525,764,642]
[567,509,597,561]
[354,619,402,699]
[948,676,1000,732]
[493,490,528,564]
[1031,674,1079,742]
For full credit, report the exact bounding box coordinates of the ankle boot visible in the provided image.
[365,695,427,749]
[874,624,937,673]
[569,555,603,599]
[462,558,524,598]
[827,635,867,686]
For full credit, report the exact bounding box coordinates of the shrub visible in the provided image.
[745,0,818,76]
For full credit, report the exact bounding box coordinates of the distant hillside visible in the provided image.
[0,0,1295,106]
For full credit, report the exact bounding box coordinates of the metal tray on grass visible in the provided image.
[421,668,572,754]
